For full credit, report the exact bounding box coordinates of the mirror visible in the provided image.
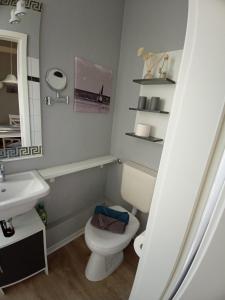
[46,68,67,91]
[0,40,20,150]
[45,68,69,106]
[0,2,42,160]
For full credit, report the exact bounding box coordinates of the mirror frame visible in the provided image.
[0,29,31,147]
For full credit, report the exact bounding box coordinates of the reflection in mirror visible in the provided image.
[0,2,42,160]
[0,40,21,151]
[0,30,31,157]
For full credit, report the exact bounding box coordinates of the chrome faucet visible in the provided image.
[0,163,5,183]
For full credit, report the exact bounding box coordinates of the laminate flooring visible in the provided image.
[3,235,138,300]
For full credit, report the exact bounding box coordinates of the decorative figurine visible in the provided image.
[159,54,169,79]
[137,48,155,79]
[137,48,169,80]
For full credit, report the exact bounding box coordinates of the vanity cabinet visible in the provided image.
[0,210,48,295]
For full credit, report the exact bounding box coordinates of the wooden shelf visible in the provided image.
[129,108,169,114]
[133,78,176,85]
[126,133,163,143]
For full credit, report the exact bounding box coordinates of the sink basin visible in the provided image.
[0,170,50,220]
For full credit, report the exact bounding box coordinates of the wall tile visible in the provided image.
[31,99,41,116]
[27,57,33,77]
[28,81,33,99]
[32,82,41,100]
[32,58,40,78]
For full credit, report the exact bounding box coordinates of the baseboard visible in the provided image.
[47,228,85,255]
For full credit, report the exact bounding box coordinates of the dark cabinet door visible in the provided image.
[0,231,45,287]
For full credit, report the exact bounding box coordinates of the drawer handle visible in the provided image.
[0,266,3,274]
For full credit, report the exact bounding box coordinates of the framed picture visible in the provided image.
[74,57,112,113]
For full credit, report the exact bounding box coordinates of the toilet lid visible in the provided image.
[85,206,140,252]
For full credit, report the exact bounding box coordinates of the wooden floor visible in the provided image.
[3,235,138,300]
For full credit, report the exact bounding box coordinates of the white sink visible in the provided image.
[0,171,50,220]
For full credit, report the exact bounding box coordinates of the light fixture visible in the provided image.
[15,0,27,17]
[3,42,18,86]
[9,8,21,24]
[3,74,18,85]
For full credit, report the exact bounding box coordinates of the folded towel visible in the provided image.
[91,213,127,234]
[94,206,129,225]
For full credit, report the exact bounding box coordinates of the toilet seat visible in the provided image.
[85,205,140,255]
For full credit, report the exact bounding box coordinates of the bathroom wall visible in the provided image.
[106,0,188,228]
[2,0,188,247]
[0,5,40,58]
[3,0,125,247]
[5,0,124,171]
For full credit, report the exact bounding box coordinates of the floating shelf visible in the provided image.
[39,155,117,180]
[133,78,176,85]
[129,107,169,114]
[126,133,163,143]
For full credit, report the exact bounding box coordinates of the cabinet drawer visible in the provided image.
[0,231,45,287]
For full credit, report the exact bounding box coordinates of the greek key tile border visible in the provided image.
[0,146,42,159]
[0,0,42,12]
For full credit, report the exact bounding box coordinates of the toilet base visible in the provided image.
[85,251,124,281]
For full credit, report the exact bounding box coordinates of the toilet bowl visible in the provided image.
[84,161,157,281]
[85,205,139,281]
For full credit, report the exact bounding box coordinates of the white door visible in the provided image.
[130,0,225,299]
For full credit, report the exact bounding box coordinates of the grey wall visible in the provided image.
[0,6,41,58]
[5,0,124,172]
[2,0,125,247]
[2,0,188,246]
[45,167,108,247]
[106,0,188,229]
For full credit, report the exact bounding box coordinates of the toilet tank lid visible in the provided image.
[124,161,157,178]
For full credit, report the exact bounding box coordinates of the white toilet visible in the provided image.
[84,161,157,281]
